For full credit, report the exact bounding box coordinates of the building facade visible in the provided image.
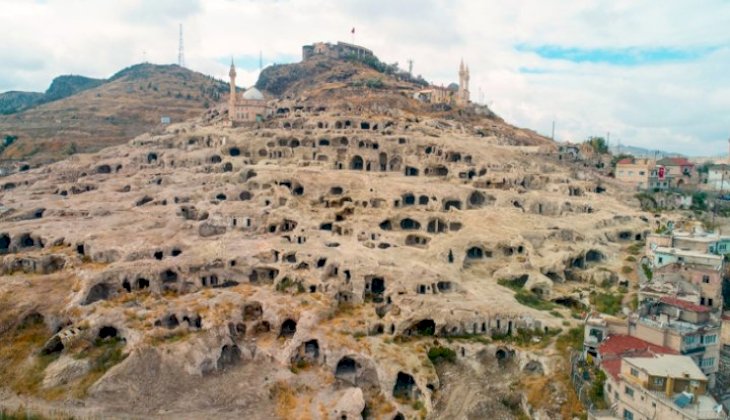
[228,61,270,124]
[616,158,654,190]
[606,355,724,420]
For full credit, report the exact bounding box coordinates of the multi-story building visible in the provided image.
[605,355,725,420]
[632,298,722,388]
[647,230,730,256]
[657,157,696,188]
[616,158,654,190]
[652,263,724,310]
[650,247,723,271]
[707,164,730,192]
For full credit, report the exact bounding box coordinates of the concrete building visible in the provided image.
[605,355,725,420]
[228,61,270,124]
[615,158,654,190]
[652,263,724,310]
[657,157,696,188]
[651,247,723,271]
[632,298,722,388]
[707,164,730,192]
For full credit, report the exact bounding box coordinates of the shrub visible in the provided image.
[592,292,623,315]
[514,290,555,311]
[427,346,457,364]
[641,263,653,281]
[621,266,633,274]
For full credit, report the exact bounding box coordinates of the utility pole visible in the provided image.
[178,23,185,68]
[407,59,413,76]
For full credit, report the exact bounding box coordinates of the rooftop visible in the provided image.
[598,334,676,380]
[624,354,706,380]
[660,296,711,313]
[657,157,694,167]
[654,246,724,262]
[242,87,264,100]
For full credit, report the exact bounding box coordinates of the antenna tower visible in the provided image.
[178,23,185,68]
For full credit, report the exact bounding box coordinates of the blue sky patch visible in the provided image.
[515,44,718,66]
[518,67,552,74]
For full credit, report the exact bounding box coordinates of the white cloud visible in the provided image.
[0,0,728,155]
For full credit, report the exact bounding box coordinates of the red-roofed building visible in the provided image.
[597,334,677,381]
[660,296,712,314]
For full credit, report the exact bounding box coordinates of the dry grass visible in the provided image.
[0,314,57,397]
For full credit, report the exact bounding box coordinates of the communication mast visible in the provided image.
[178,23,185,68]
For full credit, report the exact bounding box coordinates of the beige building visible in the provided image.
[616,158,654,190]
[632,298,721,388]
[228,61,270,124]
[603,355,725,420]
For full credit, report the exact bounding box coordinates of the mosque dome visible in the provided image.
[242,87,264,100]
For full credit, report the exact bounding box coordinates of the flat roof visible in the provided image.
[654,247,723,261]
[624,354,706,380]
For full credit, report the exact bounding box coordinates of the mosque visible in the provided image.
[228,60,270,124]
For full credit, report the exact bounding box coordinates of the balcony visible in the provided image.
[682,345,706,355]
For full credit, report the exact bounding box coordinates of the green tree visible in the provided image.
[585,136,608,154]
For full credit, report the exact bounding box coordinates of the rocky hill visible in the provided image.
[0,46,653,419]
[0,64,228,166]
[0,75,105,116]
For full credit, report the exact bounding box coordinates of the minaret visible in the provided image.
[458,59,469,106]
[464,65,470,93]
[228,59,237,121]
[459,59,466,89]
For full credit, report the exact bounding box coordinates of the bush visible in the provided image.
[589,369,608,409]
[641,263,653,281]
[514,290,556,311]
[428,346,457,364]
[592,292,623,315]
[621,266,633,274]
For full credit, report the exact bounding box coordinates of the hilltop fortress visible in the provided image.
[227,41,472,125]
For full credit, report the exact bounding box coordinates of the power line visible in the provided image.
[178,23,185,68]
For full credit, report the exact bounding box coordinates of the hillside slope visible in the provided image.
[0,75,105,115]
[0,64,228,165]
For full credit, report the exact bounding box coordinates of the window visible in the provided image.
[639,171,646,176]
[702,275,710,283]
[704,335,717,345]
[684,335,697,345]
[625,386,634,397]
[658,257,664,264]
[623,409,634,420]
[630,368,639,377]
[702,357,715,368]
[720,244,727,251]
[653,377,665,387]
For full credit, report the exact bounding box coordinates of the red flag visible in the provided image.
[351,27,355,34]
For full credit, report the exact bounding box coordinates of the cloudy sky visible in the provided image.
[1,0,729,156]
